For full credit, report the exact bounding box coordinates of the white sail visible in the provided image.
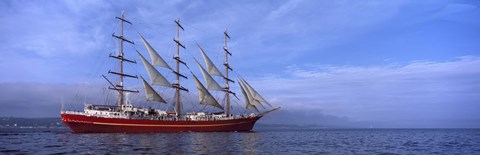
[141,77,166,103]
[139,34,173,70]
[196,43,224,77]
[137,51,172,87]
[239,82,259,113]
[240,77,271,106]
[239,79,265,109]
[194,58,223,91]
[191,73,224,110]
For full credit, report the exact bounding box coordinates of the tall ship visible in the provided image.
[61,12,279,133]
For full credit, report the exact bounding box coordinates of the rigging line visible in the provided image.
[182,90,197,112]
[181,21,226,44]
[131,39,176,101]
[181,21,209,35]
[103,88,110,105]
[236,98,251,114]
[134,23,183,77]
[221,94,227,112]
[128,16,171,31]
[132,46,175,85]
[188,39,225,71]
[192,39,225,72]
[187,33,231,85]
[200,104,207,113]
[104,88,110,105]
[125,51,144,90]
[69,35,116,107]
[73,93,84,110]
[70,19,121,110]
[131,25,172,41]
[100,88,110,104]
[186,39,226,99]
[185,44,232,113]
[182,92,195,112]
[181,39,206,75]
[231,98,239,114]
[125,47,143,76]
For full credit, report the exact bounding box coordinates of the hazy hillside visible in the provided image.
[0,117,65,128]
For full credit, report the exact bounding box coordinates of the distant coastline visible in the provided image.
[0,117,65,128]
[0,117,322,129]
[3,117,477,129]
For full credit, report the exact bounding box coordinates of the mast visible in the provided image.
[110,11,136,108]
[224,30,232,116]
[173,19,186,116]
[117,12,126,106]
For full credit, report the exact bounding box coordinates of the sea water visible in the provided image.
[1,127,479,154]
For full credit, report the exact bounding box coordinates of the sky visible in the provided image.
[0,0,479,128]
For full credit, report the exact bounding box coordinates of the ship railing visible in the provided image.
[78,114,248,121]
[63,110,87,116]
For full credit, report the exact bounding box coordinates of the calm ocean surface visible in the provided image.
[0,127,479,154]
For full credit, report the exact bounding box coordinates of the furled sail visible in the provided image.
[140,76,166,103]
[191,72,224,110]
[194,58,223,91]
[239,82,259,113]
[137,51,172,87]
[139,34,173,70]
[239,79,265,109]
[196,43,224,77]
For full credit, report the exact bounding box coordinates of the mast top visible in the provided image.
[116,11,132,25]
[224,29,230,39]
[175,19,184,31]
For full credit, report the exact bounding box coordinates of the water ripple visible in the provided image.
[0,128,478,154]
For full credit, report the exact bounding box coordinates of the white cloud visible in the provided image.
[0,1,113,58]
[224,1,411,71]
[247,56,480,127]
[0,1,118,82]
[437,3,477,15]
[266,0,302,20]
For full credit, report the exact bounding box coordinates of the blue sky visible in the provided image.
[0,0,479,128]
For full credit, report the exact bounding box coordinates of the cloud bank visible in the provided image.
[251,56,480,128]
[1,56,479,128]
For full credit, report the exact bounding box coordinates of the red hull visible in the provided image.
[61,114,261,133]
